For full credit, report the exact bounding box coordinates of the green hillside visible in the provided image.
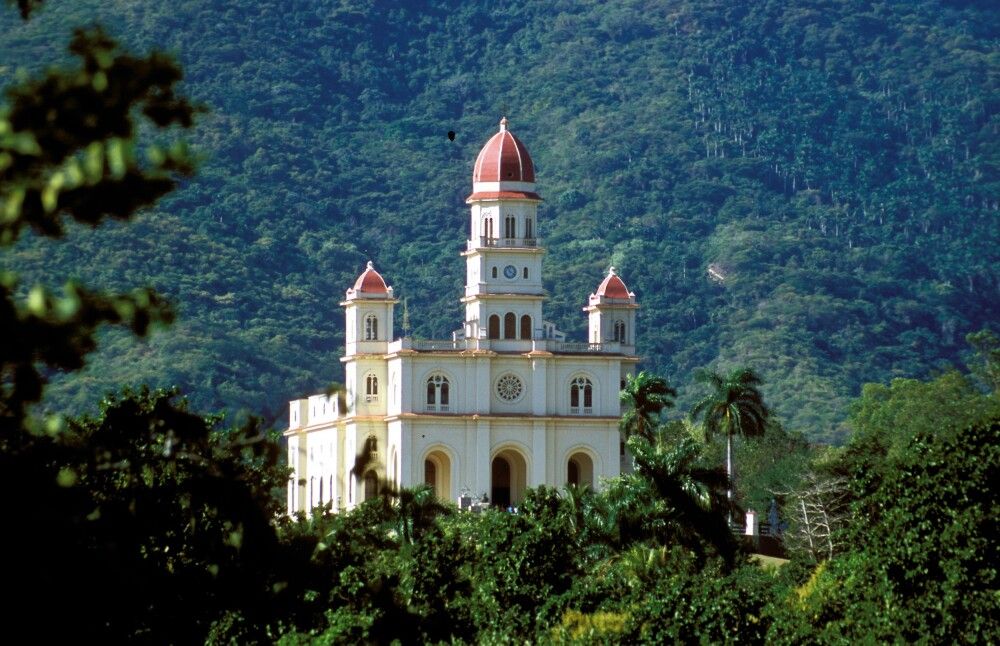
[2,0,997,443]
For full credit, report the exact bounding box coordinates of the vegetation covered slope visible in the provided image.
[2,0,997,442]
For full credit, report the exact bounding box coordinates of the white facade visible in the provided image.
[285,119,640,513]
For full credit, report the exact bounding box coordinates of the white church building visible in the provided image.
[285,118,640,514]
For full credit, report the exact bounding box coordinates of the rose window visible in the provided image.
[496,374,524,402]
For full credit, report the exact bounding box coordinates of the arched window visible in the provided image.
[523,267,528,279]
[426,374,450,412]
[504,312,516,339]
[488,314,500,339]
[520,315,531,340]
[365,373,378,401]
[524,218,533,240]
[570,377,593,415]
[492,266,498,279]
[505,214,516,239]
[364,313,378,340]
[365,435,379,459]
[613,320,626,343]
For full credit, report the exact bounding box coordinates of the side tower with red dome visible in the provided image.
[342,260,396,356]
[585,267,638,349]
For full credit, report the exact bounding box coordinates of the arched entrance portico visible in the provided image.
[566,450,595,489]
[491,447,528,509]
[423,448,453,502]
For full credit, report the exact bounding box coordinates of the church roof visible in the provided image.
[472,117,535,184]
[594,267,631,299]
[350,261,388,295]
[464,190,542,203]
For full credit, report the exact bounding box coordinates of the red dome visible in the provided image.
[351,261,388,295]
[472,117,535,183]
[595,268,630,299]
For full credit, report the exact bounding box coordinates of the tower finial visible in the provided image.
[366,260,374,270]
[608,265,616,275]
[499,116,508,132]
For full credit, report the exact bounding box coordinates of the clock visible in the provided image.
[503,264,517,279]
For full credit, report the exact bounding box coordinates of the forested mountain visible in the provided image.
[3,0,997,443]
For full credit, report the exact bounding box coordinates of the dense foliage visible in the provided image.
[3,3,998,643]
[2,0,997,442]
[772,388,1000,642]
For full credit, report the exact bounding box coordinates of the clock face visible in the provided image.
[503,264,517,279]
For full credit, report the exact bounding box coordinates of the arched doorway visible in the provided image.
[424,449,452,502]
[566,451,595,489]
[362,470,379,501]
[491,447,528,509]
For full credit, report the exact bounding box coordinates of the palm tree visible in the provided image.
[690,367,770,514]
[598,434,736,568]
[619,371,677,441]
[391,484,450,544]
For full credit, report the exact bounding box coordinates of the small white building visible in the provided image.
[285,118,640,514]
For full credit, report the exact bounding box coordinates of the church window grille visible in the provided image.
[365,373,378,402]
[504,313,516,339]
[496,373,524,402]
[505,214,516,239]
[426,374,450,412]
[364,313,378,340]
[613,320,626,343]
[483,216,494,242]
[525,218,533,240]
[570,377,593,415]
[520,315,532,340]
[488,315,500,339]
[365,435,379,460]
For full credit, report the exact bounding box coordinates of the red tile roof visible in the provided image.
[595,269,630,299]
[472,117,536,183]
[352,261,388,294]
[465,190,542,202]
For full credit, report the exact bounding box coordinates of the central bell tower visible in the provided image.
[461,117,545,341]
